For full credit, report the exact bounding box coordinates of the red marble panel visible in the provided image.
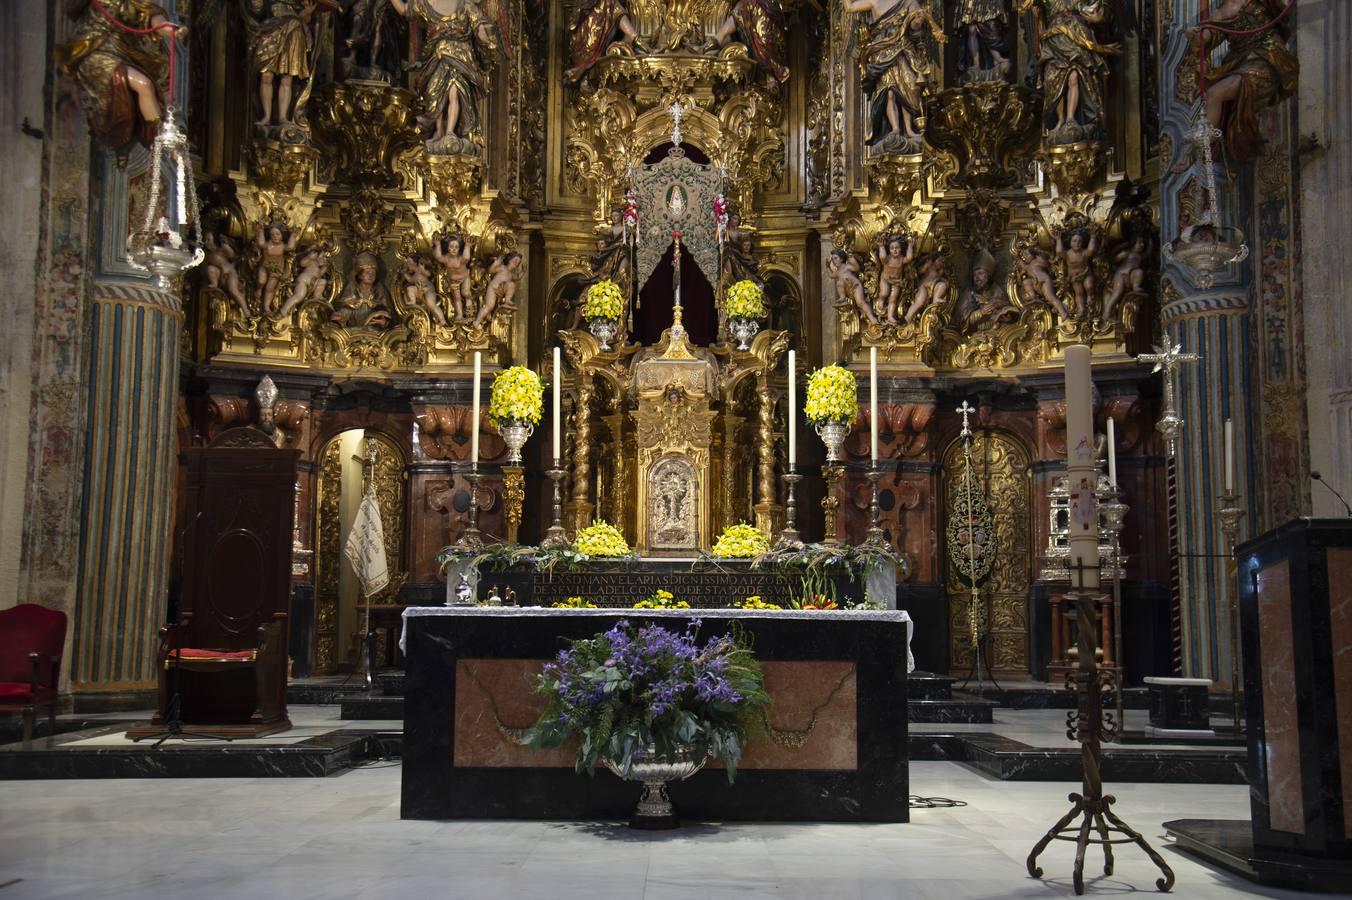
[453,659,858,771]
[1327,548,1352,840]
[1256,560,1305,835]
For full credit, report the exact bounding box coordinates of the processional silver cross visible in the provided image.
[1137,339,1199,458]
[668,101,686,147]
[957,400,975,440]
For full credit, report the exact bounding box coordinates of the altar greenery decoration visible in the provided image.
[633,589,690,609]
[573,520,633,558]
[582,279,624,320]
[710,522,770,559]
[488,366,544,426]
[724,280,765,320]
[803,365,858,424]
[522,619,769,781]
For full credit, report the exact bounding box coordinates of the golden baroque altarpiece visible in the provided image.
[149,0,1167,675]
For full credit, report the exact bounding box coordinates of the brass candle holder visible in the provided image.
[502,465,525,544]
[1217,489,1245,738]
[540,461,570,549]
[858,463,890,553]
[821,465,844,548]
[459,464,485,551]
[774,470,804,550]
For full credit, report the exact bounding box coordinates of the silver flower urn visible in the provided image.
[499,420,534,464]
[602,745,708,829]
[588,317,618,351]
[815,420,849,463]
[729,317,760,351]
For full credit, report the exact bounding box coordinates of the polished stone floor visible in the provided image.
[0,761,1310,899]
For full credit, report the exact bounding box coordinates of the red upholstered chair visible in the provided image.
[0,604,67,749]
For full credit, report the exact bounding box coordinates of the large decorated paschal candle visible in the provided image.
[1064,344,1100,591]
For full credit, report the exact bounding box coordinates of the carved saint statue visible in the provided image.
[247,0,335,129]
[590,207,632,287]
[1194,0,1298,162]
[1055,226,1099,319]
[56,0,185,151]
[1015,0,1120,144]
[331,251,396,329]
[874,235,914,325]
[339,0,408,82]
[278,239,333,316]
[202,231,250,317]
[1102,233,1150,321]
[477,251,523,327]
[389,0,498,148]
[903,251,950,324]
[565,0,638,82]
[432,234,475,321]
[401,254,448,326]
[955,0,1009,82]
[845,0,946,150]
[721,214,761,286]
[1014,241,1070,318]
[956,249,1016,330]
[255,214,312,313]
[714,0,791,85]
[830,250,876,325]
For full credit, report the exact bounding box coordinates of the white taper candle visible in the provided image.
[470,351,481,465]
[787,349,797,468]
[870,346,879,463]
[552,346,561,460]
[1106,417,1117,488]
[1225,418,1234,493]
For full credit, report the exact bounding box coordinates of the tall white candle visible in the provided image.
[470,351,481,465]
[1224,418,1234,493]
[1106,417,1117,488]
[552,346,561,461]
[1064,345,1099,591]
[787,349,797,468]
[870,346,879,463]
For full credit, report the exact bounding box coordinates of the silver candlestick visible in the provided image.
[774,471,804,550]
[859,463,890,553]
[460,464,485,551]
[540,460,569,549]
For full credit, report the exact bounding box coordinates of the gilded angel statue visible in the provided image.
[844,0,946,150]
[245,0,337,130]
[1015,0,1122,144]
[389,0,499,149]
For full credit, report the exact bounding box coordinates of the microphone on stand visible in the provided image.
[1311,471,1352,516]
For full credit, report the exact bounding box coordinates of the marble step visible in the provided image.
[906,672,956,701]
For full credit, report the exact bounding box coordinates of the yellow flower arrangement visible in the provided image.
[804,365,858,424]
[581,279,623,321]
[711,522,770,559]
[633,589,690,610]
[738,595,782,610]
[553,596,597,609]
[488,365,544,426]
[725,280,765,320]
[573,519,631,558]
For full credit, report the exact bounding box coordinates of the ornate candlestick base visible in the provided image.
[502,465,525,544]
[821,465,844,548]
[540,463,569,549]
[774,472,804,550]
[858,465,890,553]
[1217,490,1245,738]
[459,467,485,551]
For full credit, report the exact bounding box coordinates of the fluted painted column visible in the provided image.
[70,285,183,703]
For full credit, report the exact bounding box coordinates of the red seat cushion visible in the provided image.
[172,649,256,661]
[0,682,35,701]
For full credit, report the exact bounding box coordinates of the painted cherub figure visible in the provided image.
[903,252,949,324]
[402,254,447,326]
[477,252,523,327]
[1056,226,1099,319]
[254,212,313,313]
[1015,242,1071,318]
[1102,234,1151,321]
[829,250,875,325]
[202,230,249,317]
[875,235,915,325]
[432,234,475,321]
[278,240,333,316]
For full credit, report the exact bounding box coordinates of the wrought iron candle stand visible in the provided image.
[858,463,890,554]
[1217,490,1245,738]
[540,461,570,549]
[1027,562,1175,895]
[459,464,485,551]
[774,471,804,550]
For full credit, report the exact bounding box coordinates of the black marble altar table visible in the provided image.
[399,607,912,823]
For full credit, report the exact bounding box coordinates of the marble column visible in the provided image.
[71,285,184,703]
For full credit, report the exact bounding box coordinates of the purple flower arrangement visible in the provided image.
[522,619,769,781]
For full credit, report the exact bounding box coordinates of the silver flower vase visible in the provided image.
[815,420,849,463]
[588,316,618,351]
[499,420,534,464]
[729,317,760,351]
[602,745,708,829]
